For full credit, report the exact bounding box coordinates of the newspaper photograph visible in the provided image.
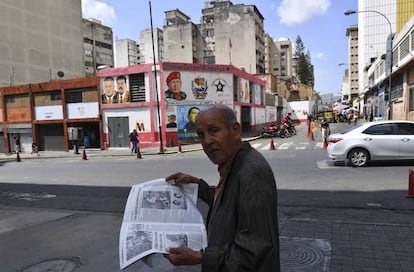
[119,178,208,270]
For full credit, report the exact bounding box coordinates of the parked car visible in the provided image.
[327,120,414,167]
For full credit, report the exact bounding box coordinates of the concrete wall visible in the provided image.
[0,0,85,86]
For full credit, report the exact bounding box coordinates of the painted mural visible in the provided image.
[163,71,232,105]
[239,78,250,103]
[163,70,232,142]
[176,105,207,143]
[101,75,130,104]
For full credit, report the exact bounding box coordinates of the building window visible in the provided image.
[95,41,112,50]
[51,92,61,101]
[83,38,93,44]
[5,96,15,103]
[203,56,215,64]
[129,73,146,102]
[409,85,414,111]
[66,89,83,103]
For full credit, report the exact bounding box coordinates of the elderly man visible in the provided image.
[165,105,280,271]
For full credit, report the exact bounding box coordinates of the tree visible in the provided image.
[293,36,314,88]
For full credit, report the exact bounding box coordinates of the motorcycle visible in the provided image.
[261,124,289,138]
[284,121,297,135]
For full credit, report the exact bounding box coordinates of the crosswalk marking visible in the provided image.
[251,143,262,149]
[278,142,293,149]
[251,141,324,151]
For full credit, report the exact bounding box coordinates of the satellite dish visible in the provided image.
[57,71,64,78]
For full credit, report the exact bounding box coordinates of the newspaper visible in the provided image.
[119,178,208,270]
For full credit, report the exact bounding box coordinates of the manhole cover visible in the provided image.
[19,257,81,272]
[280,237,331,271]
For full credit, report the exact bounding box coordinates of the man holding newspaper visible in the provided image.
[165,105,280,271]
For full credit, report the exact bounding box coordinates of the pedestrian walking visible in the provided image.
[321,118,330,150]
[31,142,40,156]
[129,129,139,153]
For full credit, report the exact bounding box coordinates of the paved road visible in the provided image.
[1,122,414,272]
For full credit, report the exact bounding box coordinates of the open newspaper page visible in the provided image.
[119,178,208,270]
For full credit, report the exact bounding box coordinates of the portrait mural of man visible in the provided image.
[116,75,130,103]
[183,106,200,130]
[164,71,187,101]
[102,77,118,104]
[166,114,177,129]
[177,105,206,143]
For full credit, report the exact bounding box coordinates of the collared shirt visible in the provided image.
[213,141,241,203]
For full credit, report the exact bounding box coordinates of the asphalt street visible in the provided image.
[1,122,414,272]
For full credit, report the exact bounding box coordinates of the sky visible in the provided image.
[81,0,358,95]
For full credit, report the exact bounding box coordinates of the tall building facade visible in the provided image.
[200,1,265,73]
[265,34,292,78]
[163,10,201,63]
[355,0,414,118]
[82,18,114,76]
[357,0,413,92]
[138,28,165,64]
[115,39,139,67]
[344,25,359,105]
[0,0,85,86]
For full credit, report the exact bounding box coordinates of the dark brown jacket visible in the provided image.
[198,142,280,272]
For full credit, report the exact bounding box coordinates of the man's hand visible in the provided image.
[164,246,203,266]
[166,172,199,185]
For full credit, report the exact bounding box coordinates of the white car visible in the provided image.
[327,120,414,167]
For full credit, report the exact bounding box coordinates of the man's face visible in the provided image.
[195,109,240,165]
[104,80,115,96]
[117,79,127,94]
[167,78,182,93]
[188,108,200,125]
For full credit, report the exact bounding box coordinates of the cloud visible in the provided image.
[315,52,326,60]
[81,0,116,25]
[277,0,330,26]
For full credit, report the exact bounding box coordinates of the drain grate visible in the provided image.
[19,257,81,272]
[280,237,331,271]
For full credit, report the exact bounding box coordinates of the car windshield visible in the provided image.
[339,124,363,134]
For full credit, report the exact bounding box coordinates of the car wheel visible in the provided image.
[348,148,369,167]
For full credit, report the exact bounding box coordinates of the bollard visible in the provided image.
[136,146,142,159]
[269,138,275,150]
[16,152,21,162]
[407,169,414,198]
[178,143,182,153]
[82,149,88,160]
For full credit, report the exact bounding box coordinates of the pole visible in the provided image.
[388,38,393,119]
[149,1,164,154]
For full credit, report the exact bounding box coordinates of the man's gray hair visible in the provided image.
[199,105,238,127]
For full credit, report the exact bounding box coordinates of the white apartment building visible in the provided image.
[137,28,164,64]
[115,39,139,68]
[342,25,359,105]
[353,0,414,119]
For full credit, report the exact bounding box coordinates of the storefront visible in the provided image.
[97,62,267,148]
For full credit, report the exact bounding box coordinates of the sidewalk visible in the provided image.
[0,130,264,161]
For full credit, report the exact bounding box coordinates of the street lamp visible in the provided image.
[344,9,393,119]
